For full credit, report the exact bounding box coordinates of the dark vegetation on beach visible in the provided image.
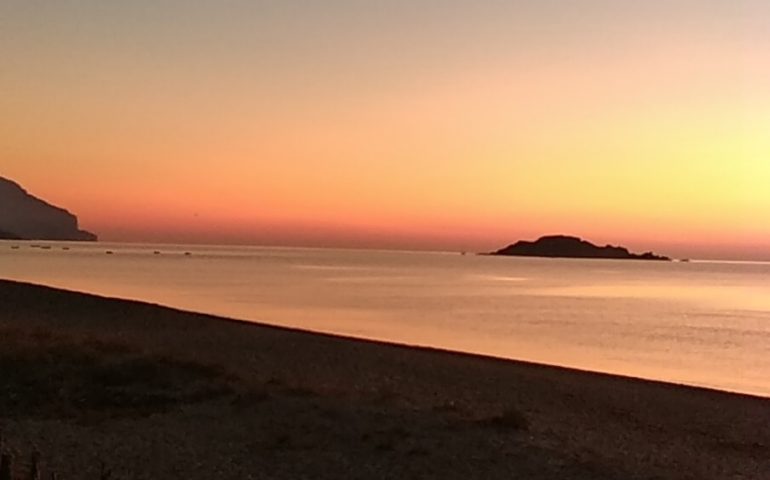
[0,327,233,421]
[0,279,768,479]
[0,440,113,480]
[0,327,235,479]
[0,329,533,479]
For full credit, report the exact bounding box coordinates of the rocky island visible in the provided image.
[491,235,670,261]
[0,176,97,241]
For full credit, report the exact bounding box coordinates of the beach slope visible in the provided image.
[0,279,767,479]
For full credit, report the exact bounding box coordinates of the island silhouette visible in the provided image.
[491,235,670,261]
[0,176,97,241]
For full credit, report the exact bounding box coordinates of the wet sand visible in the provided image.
[0,279,768,479]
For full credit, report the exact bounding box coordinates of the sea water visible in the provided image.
[2,241,769,397]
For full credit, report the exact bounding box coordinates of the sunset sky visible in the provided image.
[2,1,768,259]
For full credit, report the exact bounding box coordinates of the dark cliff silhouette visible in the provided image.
[0,176,97,241]
[0,229,22,240]
[491,235,670,261]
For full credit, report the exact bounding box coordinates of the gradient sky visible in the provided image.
[2,1,769,259]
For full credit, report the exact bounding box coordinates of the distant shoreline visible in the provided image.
[3,238,769,263]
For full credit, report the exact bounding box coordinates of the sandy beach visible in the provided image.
[0,278,768,479]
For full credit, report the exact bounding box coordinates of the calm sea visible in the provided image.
[2,241,769,397]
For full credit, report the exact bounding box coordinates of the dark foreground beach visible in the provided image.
[0,279,768,479]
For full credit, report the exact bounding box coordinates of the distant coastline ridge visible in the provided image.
[0,176,97,241]
[490,235,670,261]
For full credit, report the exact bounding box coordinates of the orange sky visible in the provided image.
[2,1,769,259]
